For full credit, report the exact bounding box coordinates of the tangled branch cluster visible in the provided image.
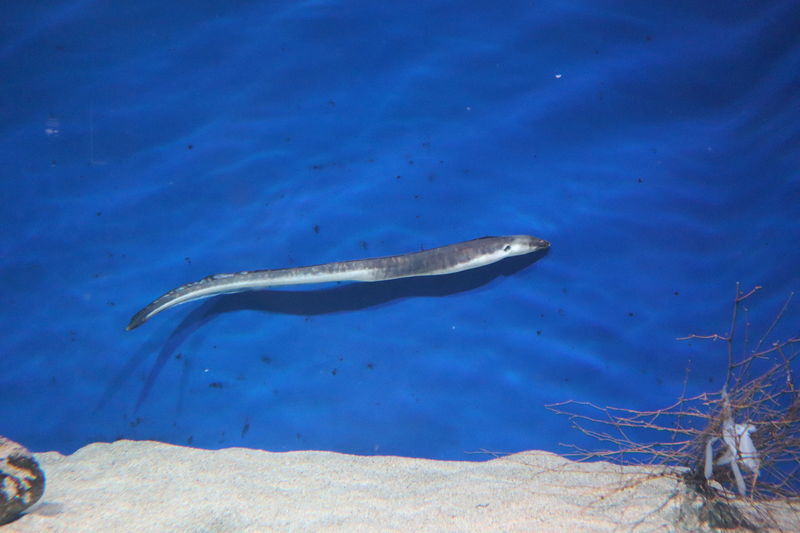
[548,284,800,501]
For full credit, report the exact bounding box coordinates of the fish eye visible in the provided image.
[503,245,511,252]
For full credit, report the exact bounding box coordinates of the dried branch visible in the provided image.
[548,283,800,503]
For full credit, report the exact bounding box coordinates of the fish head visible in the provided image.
[503,234,550,256]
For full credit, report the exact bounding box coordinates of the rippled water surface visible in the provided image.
[1,1,798,459]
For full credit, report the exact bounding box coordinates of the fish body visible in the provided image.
[127,234,549,330]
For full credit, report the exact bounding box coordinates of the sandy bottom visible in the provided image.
[5,440,795,532]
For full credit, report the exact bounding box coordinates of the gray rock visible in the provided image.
[0,437,45,525]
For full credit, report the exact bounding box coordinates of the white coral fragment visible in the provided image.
[703,390,760,496]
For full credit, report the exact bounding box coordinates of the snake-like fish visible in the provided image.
[127,234,549,330]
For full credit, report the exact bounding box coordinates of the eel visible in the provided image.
[126,234,549,330]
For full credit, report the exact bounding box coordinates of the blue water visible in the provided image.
[1,2,798,461]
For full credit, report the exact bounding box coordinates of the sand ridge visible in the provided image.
[4,440,793,532]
